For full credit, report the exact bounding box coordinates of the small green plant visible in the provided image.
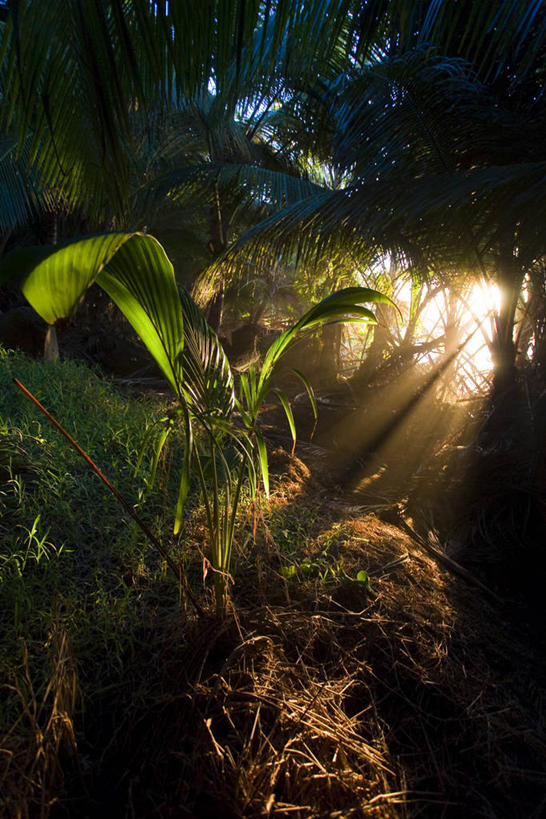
[0,515,69,582]
[0,233,395,615]
[280,546,371,591]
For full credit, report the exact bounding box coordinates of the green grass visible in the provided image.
[0,346,175,543]
[0,349,185,781]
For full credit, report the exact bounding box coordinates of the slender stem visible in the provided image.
[222,465,231,570]
[194,447,214,545]
[208,438,226,617]
[194,443,227,614]
[210,438,220,567]
[227,456,247,570]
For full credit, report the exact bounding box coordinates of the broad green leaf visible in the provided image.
[0,246,57,288]
[1,234,132,323]
[97,234,185,394]
[0,232,186,396]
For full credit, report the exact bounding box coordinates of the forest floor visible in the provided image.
[1,353,545,818]
[61,450,546,818]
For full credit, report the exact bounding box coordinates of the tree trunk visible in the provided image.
[42,212,60,360]
[491,258,524,394]
[206,183,228,331]
[318,323,342,383]
[44,324,60,361]
[478,258,529,452]
[355,323,390,386]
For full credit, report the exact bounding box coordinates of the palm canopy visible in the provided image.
[0,0,359,223]
[2,0,544,232]
[354,0,546,81]
[182,1,544,387]
[132,89,324,229]
[219,9,546,290]
[2,0,546,366]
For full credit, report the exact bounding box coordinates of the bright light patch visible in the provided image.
[351,274,503,398]
[404,279,501,396]
[458,280,501,374]
[417,281,499,372]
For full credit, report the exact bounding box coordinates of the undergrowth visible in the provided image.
[0,348,188,816]
[1,349,545,818]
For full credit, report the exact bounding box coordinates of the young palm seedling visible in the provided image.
[0,233,396,615]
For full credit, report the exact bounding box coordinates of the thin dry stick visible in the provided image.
[395,514,505,605]
[13,377,204,617]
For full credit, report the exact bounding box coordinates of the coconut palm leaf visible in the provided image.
[0,0,360,223]
[354,0,546,84]
[149,163,323,216]
[0,232,185,394]
[258,287,394,392]
[96,237,185,394]
[234,285,396,495]
[0,133,52,231]
[178,286,235,421]
[236,285,395,425]
[0,233,132,320]
[215,35,546,285]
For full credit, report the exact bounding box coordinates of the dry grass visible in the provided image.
[0,618,79,818]
[2,453,545,818]
[82,482,546,818]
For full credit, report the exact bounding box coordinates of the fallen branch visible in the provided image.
[393,511,505,605]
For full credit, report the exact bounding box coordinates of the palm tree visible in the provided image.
[1,2,342,352]
[134,86,323,329]
[0,1,359,224]
[3,0,546,382]
[1,0,544,591]
[222,4,546,393]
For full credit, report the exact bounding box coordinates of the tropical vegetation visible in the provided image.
[0,1,545,816]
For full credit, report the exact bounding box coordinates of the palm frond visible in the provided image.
[0,0,361,221]
[178,286,235,421]
[0,232,186,394]
[354,0,546,85]
[0,133,53,231]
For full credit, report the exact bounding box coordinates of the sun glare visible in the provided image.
[460,281,501,369]
[410,279,501,395]
[358,274,503,399]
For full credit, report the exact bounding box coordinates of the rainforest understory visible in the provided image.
[0,340,544,818]
[1,2,546,815]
